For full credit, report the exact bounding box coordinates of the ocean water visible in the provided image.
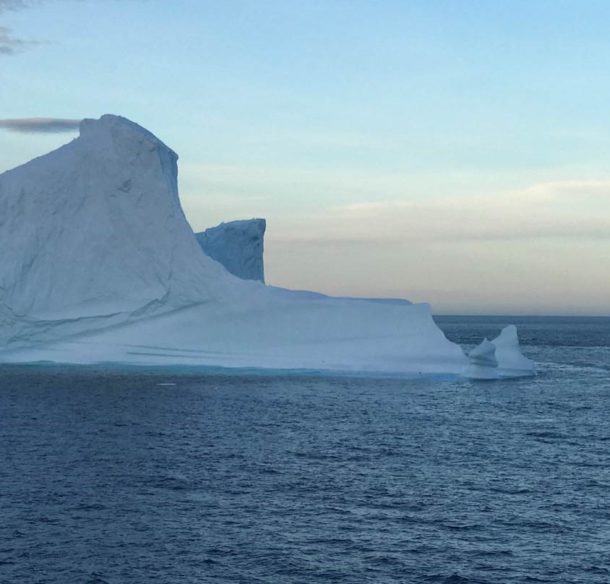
[0,316,609,584]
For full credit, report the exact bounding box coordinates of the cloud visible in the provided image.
[0,1,146,56]
[0,0,28,13]
[523,179,610,199]
[182,162,422,201]
[0,117,82,133]
[259,178,610,314]
[0,24,36,54]
[265,179,610,245]
[181,162,610,245]
[0,0,37,55]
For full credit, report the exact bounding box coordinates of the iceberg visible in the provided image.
[464,326,535,379]
[196,218,266,283]
[0,113,519,377]
[492,325,536,377]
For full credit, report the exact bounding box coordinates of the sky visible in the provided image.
[1,0,609,316]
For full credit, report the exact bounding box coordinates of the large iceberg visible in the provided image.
[0,114,512,376]
[196,219,266,283]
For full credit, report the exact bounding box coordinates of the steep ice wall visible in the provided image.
[196,219,266,282]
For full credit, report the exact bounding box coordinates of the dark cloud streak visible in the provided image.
[0,0,29,13]
[0,24,35,54]
[0,0,34,55]
[0,117,82,133]
[1,1,146,55]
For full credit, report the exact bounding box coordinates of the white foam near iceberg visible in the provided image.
[0,114,533,378]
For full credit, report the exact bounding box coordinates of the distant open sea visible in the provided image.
[1,315,609,584]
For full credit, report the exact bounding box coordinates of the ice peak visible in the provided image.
[78,114,177,159]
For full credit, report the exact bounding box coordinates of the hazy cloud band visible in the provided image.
[0,117,82,133]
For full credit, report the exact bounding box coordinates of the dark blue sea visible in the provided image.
[1,316,609,584]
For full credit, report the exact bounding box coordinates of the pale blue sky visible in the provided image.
[1,0,609,315]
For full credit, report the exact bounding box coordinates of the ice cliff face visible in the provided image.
[196,219,266,283]
[0,114,474,375]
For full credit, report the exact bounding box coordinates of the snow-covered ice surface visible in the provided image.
[0,114,514,377]
[196,219,266,282]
